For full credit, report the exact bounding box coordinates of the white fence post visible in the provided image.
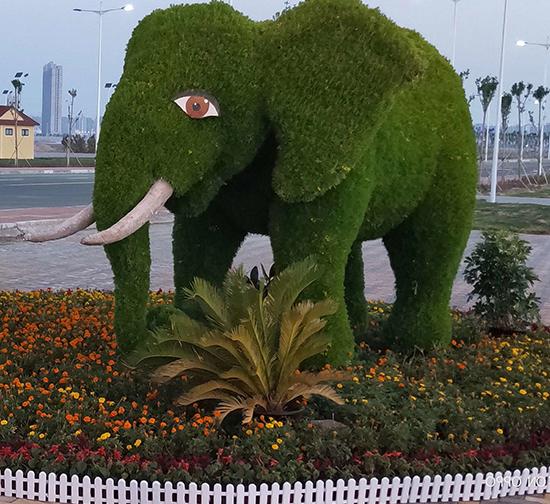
[1,466,549,504]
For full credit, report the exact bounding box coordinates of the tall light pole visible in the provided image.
[451,0,461,67]
[517,38,550,162]
[74,2,134,154]
[490,0,510,204]
[517,39,550,174]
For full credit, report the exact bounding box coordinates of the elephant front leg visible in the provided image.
[104,225,151,353]
[269,183,370,366]
[172,205,247,309]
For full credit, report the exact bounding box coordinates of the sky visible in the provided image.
[4,0,550,125]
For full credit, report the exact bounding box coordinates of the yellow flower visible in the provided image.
[97,432,111,441]
[38,433,45,439]
[271,444,279,450]
[352,376,359,383]
[134,439,142,447]
[519,389,527,395]
[74,430,82,436]
[245,429,253,436]
[28,431,36,437]
[410,395,417,401]
[336,383,343,389]
[266,423,274,429]
[98,397,106,404]
[71,392,80,400]
[0,420,8,426]
[126,445,132,451]
[496,428,504,435]
[276,438,283,444]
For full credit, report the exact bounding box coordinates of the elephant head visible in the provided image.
[26,0,424,352]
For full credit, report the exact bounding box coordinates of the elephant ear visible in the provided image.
[262,0,426,203]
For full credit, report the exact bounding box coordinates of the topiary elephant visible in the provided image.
[26,0,477,364]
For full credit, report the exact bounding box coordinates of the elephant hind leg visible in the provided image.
[344,240,368,337]
[383,152,476,350]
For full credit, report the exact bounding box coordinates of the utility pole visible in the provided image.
[74,2,134,154]
[451,0,461,67]
[66,89,78,168]
[490,0,509,204]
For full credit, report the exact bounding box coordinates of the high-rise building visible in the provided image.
[41,61,63,136]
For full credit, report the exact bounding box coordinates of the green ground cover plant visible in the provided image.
[474,201,550,235]
[0,158,95,168]
[0,290,548,483]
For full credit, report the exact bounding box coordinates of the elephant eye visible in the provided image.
[174,93,220,119]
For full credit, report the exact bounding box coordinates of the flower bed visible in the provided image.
[0,290,549,484]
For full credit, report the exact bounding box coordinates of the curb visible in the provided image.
[0,168,94,175]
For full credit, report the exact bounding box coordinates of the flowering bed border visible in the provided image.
[0,466,548,504]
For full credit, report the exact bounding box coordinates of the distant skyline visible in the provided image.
[4,0,550,124]
[41,61,63,136]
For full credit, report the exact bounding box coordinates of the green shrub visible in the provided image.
[464,231,540,331]
[128,259,349,423]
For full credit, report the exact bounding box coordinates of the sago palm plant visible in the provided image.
[127,258,349,423]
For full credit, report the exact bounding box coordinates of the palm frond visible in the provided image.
[292,369,352,386]
[222,267,259,325]
[265,257,320,318]
[216,396,268,424]
[219,367,263,396]
[225,324,271,395]
[285,383,345,405]
[152,358,220,385]
[184,278,229,330]
[176,380,246,406]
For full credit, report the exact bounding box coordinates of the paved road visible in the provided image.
[2,225,549,323]
[0,173,93,210]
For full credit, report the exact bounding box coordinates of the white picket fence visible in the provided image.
[0,466,548,504]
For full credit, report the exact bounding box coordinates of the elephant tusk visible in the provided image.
[81,179,173,246]
[24,204,95,242]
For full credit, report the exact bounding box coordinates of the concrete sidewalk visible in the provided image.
[2,225,550,324]
[479,195,550,206]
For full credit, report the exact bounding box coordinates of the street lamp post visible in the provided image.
[490,0,510,204]
[517,38,550,167]
[74,2,134,154]
[451,0,461,67]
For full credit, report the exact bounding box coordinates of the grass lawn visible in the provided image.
[475,201,550,235]
[0,157,95,168]
[504,186,550,198]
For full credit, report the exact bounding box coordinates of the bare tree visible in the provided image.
[511,81,533,177]
[475,76,498,177]
[66,89,78,168]
[10,79,24,168]
[533,85,550,179]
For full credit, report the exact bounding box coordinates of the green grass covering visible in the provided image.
[504,186,550,198]
[475,201,550,235]
[0,158,95,168]
[94,0,476,363]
